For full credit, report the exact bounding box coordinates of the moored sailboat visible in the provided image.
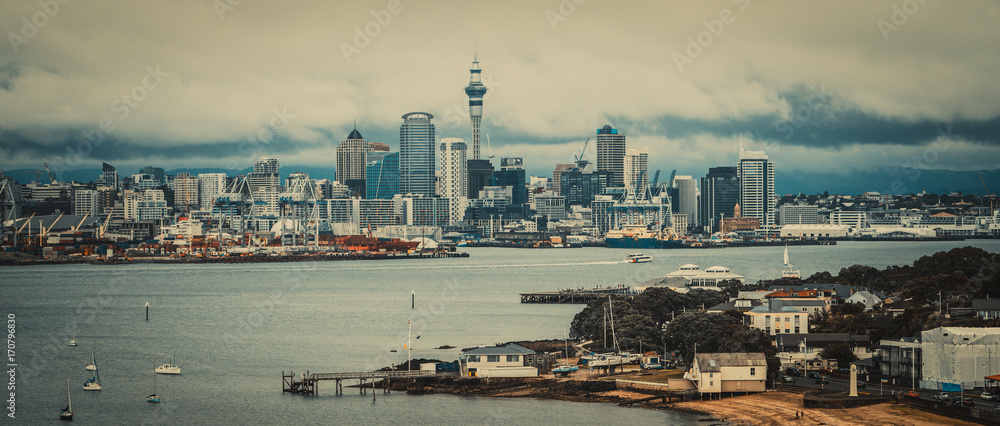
[84,349,97,371]
[59,376,73,420]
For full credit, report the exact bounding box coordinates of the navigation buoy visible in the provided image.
[145,302,150,321]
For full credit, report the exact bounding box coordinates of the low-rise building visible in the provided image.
[921,327,1000,390]
[875,337,922,388]
[973,299,1000,319]
[459,343,550,378]
[746,300,809,336]
[686,352,767,395]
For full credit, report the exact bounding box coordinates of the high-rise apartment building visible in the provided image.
[439,138,468,225]
[173,173,199,214]
[249,157,280,194]
[198,173,227,210]
[699,166,739,232]
[399,112,436,196]
[73,189,100,216]
[464,56,487,160]
[366,151,399,199]
[596,125,626,187]
[624,148,648,196]
[737,145,776,228]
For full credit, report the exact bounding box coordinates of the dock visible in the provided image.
[282,370,435,396]
[520,286,634,304]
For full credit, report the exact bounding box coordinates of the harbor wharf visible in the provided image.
[520,286,634,304]
[282,370,436,396]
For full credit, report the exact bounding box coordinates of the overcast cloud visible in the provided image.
[0,0,997,192]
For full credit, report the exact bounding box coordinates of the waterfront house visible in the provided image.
[685,352,767,395]
[459,343,545,378]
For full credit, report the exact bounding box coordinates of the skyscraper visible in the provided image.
[699,166,739,232]
[673,175,698,230]
[464,56,487,160]
[399,112,436,196]
[439,138,468,225]
[493,158,527,206]
[596,125,625,187]
[336,127,371,183]
[467,159,494,199]
[366,151,399,199]
[737,145,776,228]
[336,127,372,197]
[100,162,119,190]
[623,148,648,196]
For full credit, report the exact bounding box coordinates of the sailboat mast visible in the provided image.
[608,295,619,353]
[66,376,71,411]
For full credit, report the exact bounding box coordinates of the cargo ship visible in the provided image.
[604,225,684,249]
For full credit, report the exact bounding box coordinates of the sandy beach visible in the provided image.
[669,391,977,426]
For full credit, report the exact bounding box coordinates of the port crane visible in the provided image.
[574,137,591,169]
[27,170,43,184]
[43,162,57,184]
[979,172,997,215]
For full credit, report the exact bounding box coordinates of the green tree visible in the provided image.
[819,343,858,368]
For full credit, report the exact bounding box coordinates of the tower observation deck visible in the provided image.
[464,56,488,160]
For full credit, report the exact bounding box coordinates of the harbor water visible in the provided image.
[3,240,1000,424]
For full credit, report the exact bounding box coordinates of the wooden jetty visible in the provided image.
[520,286,633,304]
[282,370,435,396]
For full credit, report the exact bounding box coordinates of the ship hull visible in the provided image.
[605,238,684,249]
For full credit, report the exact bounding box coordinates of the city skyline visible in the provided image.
[1,1,998,195]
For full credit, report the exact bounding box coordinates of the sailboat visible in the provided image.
[155,352,180,375]
[84,349,97,371]
[83,369,101,391]
[146,372,160,403]
[587,296,624,368]
[59,376,73,420]
[782,246,800,279]
[69,321,77,347]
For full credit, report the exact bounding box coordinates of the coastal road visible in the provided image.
[785,376,1000,412]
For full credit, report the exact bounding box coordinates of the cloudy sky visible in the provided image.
[1,0,998,194]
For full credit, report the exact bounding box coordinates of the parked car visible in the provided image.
[837,367,850,374]
[782,375,794,383]
[856,381,865,388]
[981,392,996,401]
[935,392,951,401]
[807,372,820,379]
[815,376,829,384]
[904,391,920,398]
[785,367,801,376]
[962,398,974,407]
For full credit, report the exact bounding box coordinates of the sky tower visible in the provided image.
[464,55,487,160]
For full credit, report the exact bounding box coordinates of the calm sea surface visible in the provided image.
[3,240,1000,424]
